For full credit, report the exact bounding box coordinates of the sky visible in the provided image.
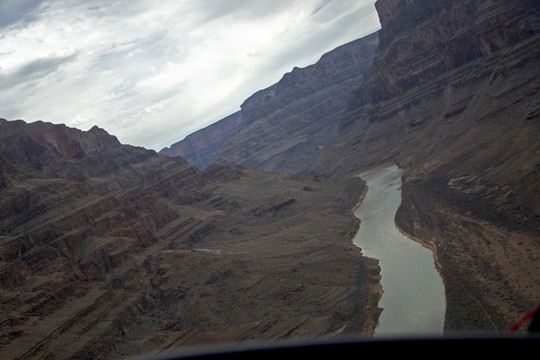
[0,0,380,151]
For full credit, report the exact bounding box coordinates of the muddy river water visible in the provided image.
[353,165,445,337]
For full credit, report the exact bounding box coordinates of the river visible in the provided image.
[352,165,445,337]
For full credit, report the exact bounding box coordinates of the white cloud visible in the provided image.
[0,0,380,151]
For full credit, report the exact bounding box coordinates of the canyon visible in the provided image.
[2,0,540,358]
[309,0,540,332]
[0,119,379,359]
[163,0,540,334]
[160,32,379,172]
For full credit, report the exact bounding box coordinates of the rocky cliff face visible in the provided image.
[215,33,378,173]
[159,111,243,170]
[0,119,380,359]
[3,2,539,356]
[0,119,122,174]
[307,0,540,332]
[161,33,378,173]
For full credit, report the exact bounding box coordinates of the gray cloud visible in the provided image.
[0,0,380,151]
[0,0,44,29]
[0,54,77,89]
[187,0,303,23]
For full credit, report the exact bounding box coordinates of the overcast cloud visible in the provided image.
[0,0,379,151]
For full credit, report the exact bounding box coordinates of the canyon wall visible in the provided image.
[161,33,378,173]
[307,0,540,332]
[3,2,540,357]
[154,0,539,334]
[0,119,380,359]
[160,111,243,170]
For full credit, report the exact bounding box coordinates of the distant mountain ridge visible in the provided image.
[160,33,378,172]
[159,111,242,170]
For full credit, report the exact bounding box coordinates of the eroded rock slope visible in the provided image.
[0,119,379,359]
[307,0,540,332]
[161,33,378,173]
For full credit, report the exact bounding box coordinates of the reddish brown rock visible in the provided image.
[0,119,378,359]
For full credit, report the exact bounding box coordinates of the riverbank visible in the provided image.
[0,166,383,359]
[396,174,540,333]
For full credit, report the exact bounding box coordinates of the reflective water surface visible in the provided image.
[353,165,445,337]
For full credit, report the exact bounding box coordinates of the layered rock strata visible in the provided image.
[0,119,380,359]
[308,0,540,332]
[216,32,378,173]
[160,111,243,170]
[161,33,378,173]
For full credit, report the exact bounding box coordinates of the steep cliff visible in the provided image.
[3,1,539,355]
[216,33,378,173]
[159,111,243,170]
[161,33,378,173]
[0,119,379,359]
[307,0,540,332]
